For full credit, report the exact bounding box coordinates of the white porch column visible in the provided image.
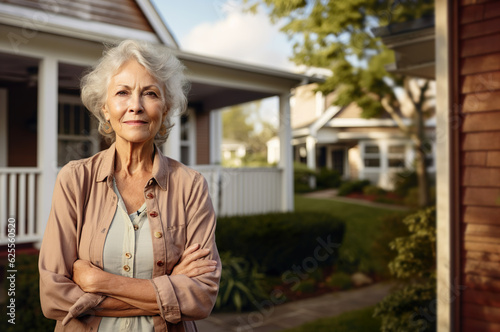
[0,88,7,167]
[306,135,317,188]
[163,113,180,161]
[279,93,293,212]
[210,110,222,165]
[37,57,58,241]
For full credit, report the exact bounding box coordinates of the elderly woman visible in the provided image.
[39,40,221,332]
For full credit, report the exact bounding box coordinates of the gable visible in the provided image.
[3,0,154,32]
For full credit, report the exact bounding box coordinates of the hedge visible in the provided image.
[216,212,345,276]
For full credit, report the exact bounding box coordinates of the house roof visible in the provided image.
[372,16,435,79]
[0,0,178,47]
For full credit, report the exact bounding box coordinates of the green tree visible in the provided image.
[222,104,254,143]
[246,0,434,206]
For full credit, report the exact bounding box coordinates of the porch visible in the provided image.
[0,26,313,247]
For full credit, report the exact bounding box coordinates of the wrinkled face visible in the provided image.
[103,59,166,145]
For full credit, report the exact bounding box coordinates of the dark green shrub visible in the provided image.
[1,254,55,332]
[326,272,352,290]
[392,169,418,197]
[337,179,371,196]
[294,162,316,193]
[215,252,268,312]
[374,206,437,332]
[316,168,342,189]
[362,185,386,196]
[216,212,345,276]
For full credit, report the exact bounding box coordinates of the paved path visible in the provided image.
[302,189,410,211]
[196,282,394,332]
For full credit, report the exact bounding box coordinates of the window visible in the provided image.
[388,144,406,168]
[57,95,99,166]
[180,109,196,165]
[363,144,380,167]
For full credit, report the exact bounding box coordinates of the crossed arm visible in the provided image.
[72,243,217,317]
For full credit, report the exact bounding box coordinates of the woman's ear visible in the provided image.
[102,105,110,122]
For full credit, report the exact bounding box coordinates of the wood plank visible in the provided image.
[461,52,500,75]
[461,34,500,58]
[484,1,500,20]
[465,235,500,245]
[462,91,500,113]
[467,251,500,262]
[463,302,500,324]
[462,71,500,93]
[466,241,500,254]
[464,289,500,307]
[462,0,495,6]
[463,152,487,166]
[465,273,500,293]
[463,167,500,187]
[487,152,500,166]
[465,224,500,238]
[461,16,500,40]
[461,4,485,24]
[465,259,500,278]
[463,318,500,332]
[465,206,500,224]
[463,112,500,132]
[463,132,500,151]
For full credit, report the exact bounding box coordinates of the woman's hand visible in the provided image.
[72,259,105,293]
[171,243,217,278]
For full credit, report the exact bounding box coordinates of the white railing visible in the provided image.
[193,166,283,217]
[0,168,41,245]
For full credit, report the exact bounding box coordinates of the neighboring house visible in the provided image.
[270,83,436,190]
[221,138,247,167]
[381,4,500,331]
[0,0,317,246]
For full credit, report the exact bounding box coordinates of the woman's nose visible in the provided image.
[128,93,144,113]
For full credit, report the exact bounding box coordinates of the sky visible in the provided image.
[150,0,295,71]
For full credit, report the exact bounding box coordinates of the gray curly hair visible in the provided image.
[81,40,189,146]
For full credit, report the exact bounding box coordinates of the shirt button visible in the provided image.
[149,211,158,218]
[154,231,163,238]
[156,260,164,267]
[125,252,132,259]
[133,225,139,231]
[146,193,154,199]
[123,265,130,272]
[148,180,153,186]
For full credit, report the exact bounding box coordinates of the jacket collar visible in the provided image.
[96,143,170,191]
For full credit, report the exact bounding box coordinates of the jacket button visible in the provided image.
[123,265,130,272]
[149,211,158,218]
[146,193,154,199]
[154,231,163,238]
[133,224,139,231]
[125,252,132,259]
[156,260,164,267]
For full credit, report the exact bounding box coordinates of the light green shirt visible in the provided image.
[98,179,154,332]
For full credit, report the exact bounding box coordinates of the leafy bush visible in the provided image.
[363,185,386,196]
[326,272,352,290]
[1,254,55,332]
[215,252,268,312]
[216,212,345,276]
[337,179,371,196]
[392,169,418,197]
[374,206,437,332]
[316,168,342,189]
[294,162,316,193]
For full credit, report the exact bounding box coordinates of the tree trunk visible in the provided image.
[414,106,431,207]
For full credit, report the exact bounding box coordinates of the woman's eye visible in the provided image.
[116,90,128,96]
[145,91,158,97]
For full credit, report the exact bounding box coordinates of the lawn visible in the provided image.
[282,305,381,332]
[295,195,408,278]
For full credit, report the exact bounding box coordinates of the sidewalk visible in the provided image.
[302,189,410,211]
[196,282,394,332]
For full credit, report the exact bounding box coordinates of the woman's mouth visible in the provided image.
[124,120,148,126]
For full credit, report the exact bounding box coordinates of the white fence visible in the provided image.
[0,168,41,245]
[193,166,283,217]
[0,166,283,245]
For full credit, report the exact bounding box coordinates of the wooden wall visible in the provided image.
[457,0,500,330]
[3,0,154,32]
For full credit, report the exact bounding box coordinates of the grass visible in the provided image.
[295,195,408,277]
[282,305,381,332]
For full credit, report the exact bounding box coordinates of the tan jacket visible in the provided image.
[39,143,221,332]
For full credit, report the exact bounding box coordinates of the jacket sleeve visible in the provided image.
[150,175,221,323]
[38,165,103,321]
